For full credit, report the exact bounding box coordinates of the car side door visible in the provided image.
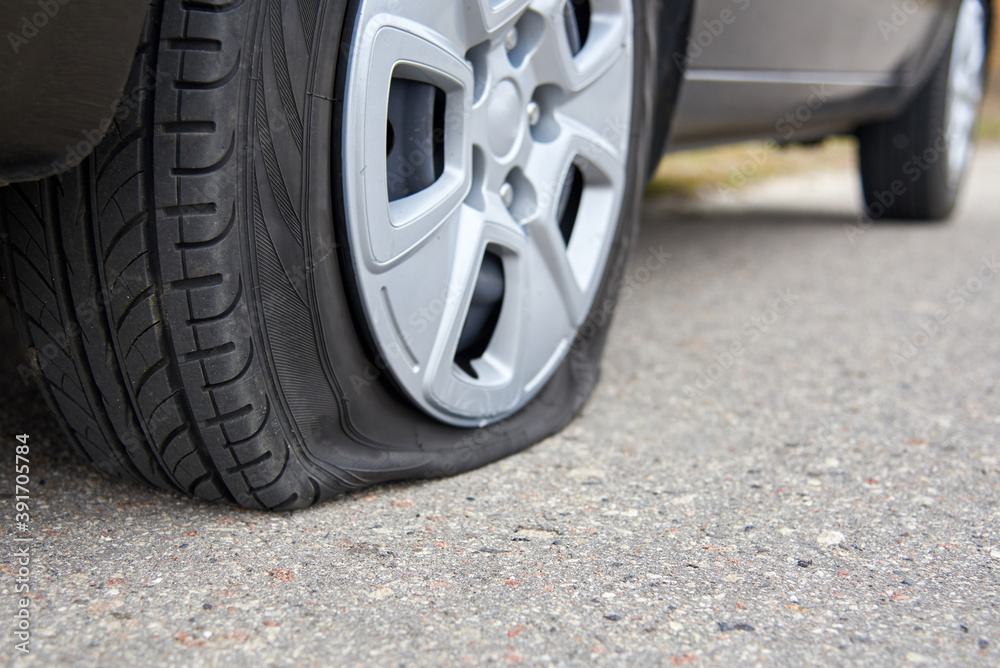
[683,0,946,76]
[670,0,960,148]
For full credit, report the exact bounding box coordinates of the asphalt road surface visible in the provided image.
[1,147,999,666]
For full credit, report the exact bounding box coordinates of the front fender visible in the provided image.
[647,0,694,178]
[0,0,146,184]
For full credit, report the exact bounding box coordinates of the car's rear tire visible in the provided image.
[0,0,668,508]
[857,0,989,221]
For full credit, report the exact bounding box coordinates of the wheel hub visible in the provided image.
[487,79,523,158]
[341,0,634,426]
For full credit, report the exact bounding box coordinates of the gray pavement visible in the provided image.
[1,147,999,666]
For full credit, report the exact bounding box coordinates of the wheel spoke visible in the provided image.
[522,120,625,321]
[345,23,475,266]
[524,118,625,220]
[423,211,529,415]
[371,172,469,265]
[352,2,483,58]
[552,45,633,156]
[526,202,589,323]
[530,0,631,92]
[364,211,464,374]
[470,0,534,37]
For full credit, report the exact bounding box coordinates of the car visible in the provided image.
[0,0,991,509]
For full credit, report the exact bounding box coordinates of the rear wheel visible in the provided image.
[857,0,989,221]
[0,0,663,508]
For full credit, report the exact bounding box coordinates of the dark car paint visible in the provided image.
[649,0,695,174]
[0,0,146,184]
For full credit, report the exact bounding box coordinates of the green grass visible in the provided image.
[646,138,855,199]
[979,70,1000,142]
[979,115,1000,142]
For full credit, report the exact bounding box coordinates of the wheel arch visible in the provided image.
[647,0,694,178]
[0,0,146,184]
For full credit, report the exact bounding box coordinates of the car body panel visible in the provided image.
[669,0,963,149]
[649,0,696,173]
[0,0,146,184]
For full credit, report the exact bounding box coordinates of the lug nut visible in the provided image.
[499,182,515,208]
[505,28,518,52]
[526,101,541,127]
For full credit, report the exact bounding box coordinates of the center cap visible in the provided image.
[486,79,522,157]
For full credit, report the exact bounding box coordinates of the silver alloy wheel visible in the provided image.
[342,0,635,427]
[945,0,987,190]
